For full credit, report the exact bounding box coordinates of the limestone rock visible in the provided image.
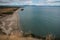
[0,8,19,35]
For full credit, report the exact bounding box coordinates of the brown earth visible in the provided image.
[0,8,19,13]
[0,32,40,40]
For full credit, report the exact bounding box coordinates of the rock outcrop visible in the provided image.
[0,8,19,35]
[0,7,41,40]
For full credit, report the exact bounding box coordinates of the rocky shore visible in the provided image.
[0,7,56,40]
[0,8,40,40]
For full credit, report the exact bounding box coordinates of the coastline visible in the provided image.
[0,7,40,40]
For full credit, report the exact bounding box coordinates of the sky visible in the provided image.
[0,0,60,6]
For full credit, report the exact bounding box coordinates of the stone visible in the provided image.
[0,8,19,35]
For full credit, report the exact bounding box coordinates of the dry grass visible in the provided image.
[0,32,40,40]
[0,8,18,13]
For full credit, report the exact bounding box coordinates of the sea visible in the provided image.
[18,6,60,38]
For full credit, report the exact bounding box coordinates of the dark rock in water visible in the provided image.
[22,32,45,39]
[30,33,45,39]
[21,9,24,11]
[55,38,60,40]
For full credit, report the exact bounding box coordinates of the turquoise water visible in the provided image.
[19,6,60,37]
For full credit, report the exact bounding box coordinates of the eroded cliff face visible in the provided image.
[0,8,19,35]
[0,8,40,40]
[0,8,55,40]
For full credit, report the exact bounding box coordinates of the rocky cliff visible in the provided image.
[0,7,46,40]
[0,8,20,35]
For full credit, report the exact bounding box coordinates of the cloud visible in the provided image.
[0,0,60,5]
[25,1,32,5]
[47,0,60,3]
[0,0,28,5]
[16,0,32,5]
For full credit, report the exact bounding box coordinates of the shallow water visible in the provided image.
[19,6,60,38]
